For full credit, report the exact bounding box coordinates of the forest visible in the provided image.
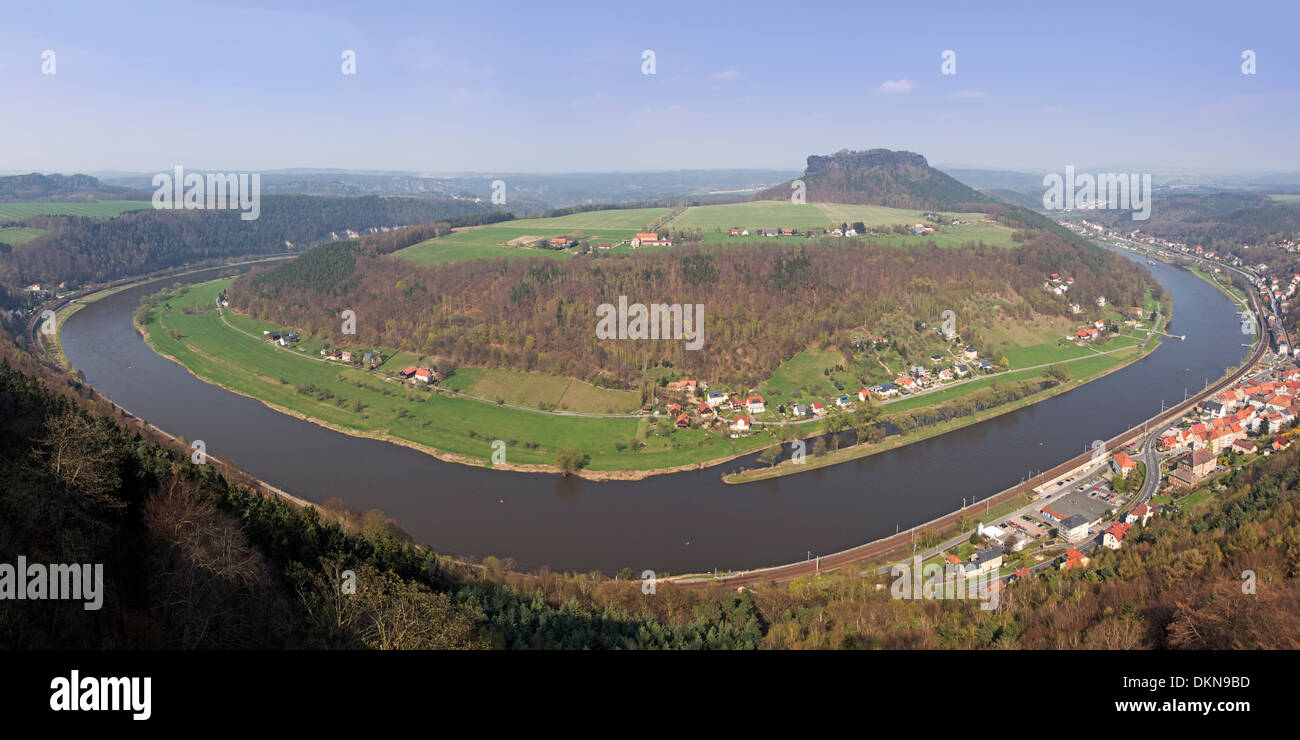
[0,195,495,292]
[3,322,1298,649]
[1087,192,1300,252]
[229,226,1154,389]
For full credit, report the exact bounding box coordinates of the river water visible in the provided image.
[61,255,1246,574]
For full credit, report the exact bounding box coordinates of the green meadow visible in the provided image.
[395,207,671,266]
[0,200,152,219]
[142,279,774,472]
[0,226,47,245]
[394,201,1018,266]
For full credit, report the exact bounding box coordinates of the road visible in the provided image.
[672,240,1271,589]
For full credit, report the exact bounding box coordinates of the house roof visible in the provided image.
[1191,449,1216,466]
[1063,548,1087,568]
[1061,514,1089,528]
[1113,452,1136,469]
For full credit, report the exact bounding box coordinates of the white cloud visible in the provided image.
[949,89,987,99]
[711,68,743,81]
[875,79,915,94]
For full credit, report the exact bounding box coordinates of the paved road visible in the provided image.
[673,240,1271,589]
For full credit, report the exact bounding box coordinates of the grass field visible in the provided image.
[395,207,671,266]
[0,200,152,219]
[441,367,640,414]
[672,201,1015,247]
[756,348,847,404]
[142,279,776,472]
[0,226,47,245]
[396,201,1018,266]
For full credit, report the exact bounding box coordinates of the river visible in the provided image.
[61,255,1247,575]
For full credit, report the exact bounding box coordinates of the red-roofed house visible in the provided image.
[414,368,433,383]
[729,415,751,433]
[631,232,671,248]
[1125,503,1152,527]
[1102,521,1131,549]
[675,413,691,429]
[1112,451,1136,475]
[746,396,766,414]
[1060,547,1090,570]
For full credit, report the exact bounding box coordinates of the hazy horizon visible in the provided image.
[3,0,1297,175]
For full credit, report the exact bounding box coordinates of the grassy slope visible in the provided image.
[0,226,47,245]
[395,201,1018,266]
[394,207,671,266]
[145,280,773,472]
[0,200,152,219]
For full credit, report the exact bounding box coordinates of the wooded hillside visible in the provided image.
[231,229,1153,388]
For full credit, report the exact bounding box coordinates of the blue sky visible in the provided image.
[2,0,1297,175]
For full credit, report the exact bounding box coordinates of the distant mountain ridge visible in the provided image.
[755,148,992,210]
[0,173,128,202]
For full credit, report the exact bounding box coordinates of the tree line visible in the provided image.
[230,227,1155,389]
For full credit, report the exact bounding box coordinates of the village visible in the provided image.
[906,350,1300,598]
[246,271,1153,451]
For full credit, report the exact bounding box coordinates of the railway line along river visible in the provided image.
[61,253,1248,575]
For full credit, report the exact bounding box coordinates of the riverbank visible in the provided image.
[723,343,1150,483]
[138,275,1168,483]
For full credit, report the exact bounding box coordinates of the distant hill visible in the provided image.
[0,173,129,202]
[96,169,799,211]
[983,187,1045,210]
[755,149,992,210]
[941,167,1046,192]
[1084,191,1300,250]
